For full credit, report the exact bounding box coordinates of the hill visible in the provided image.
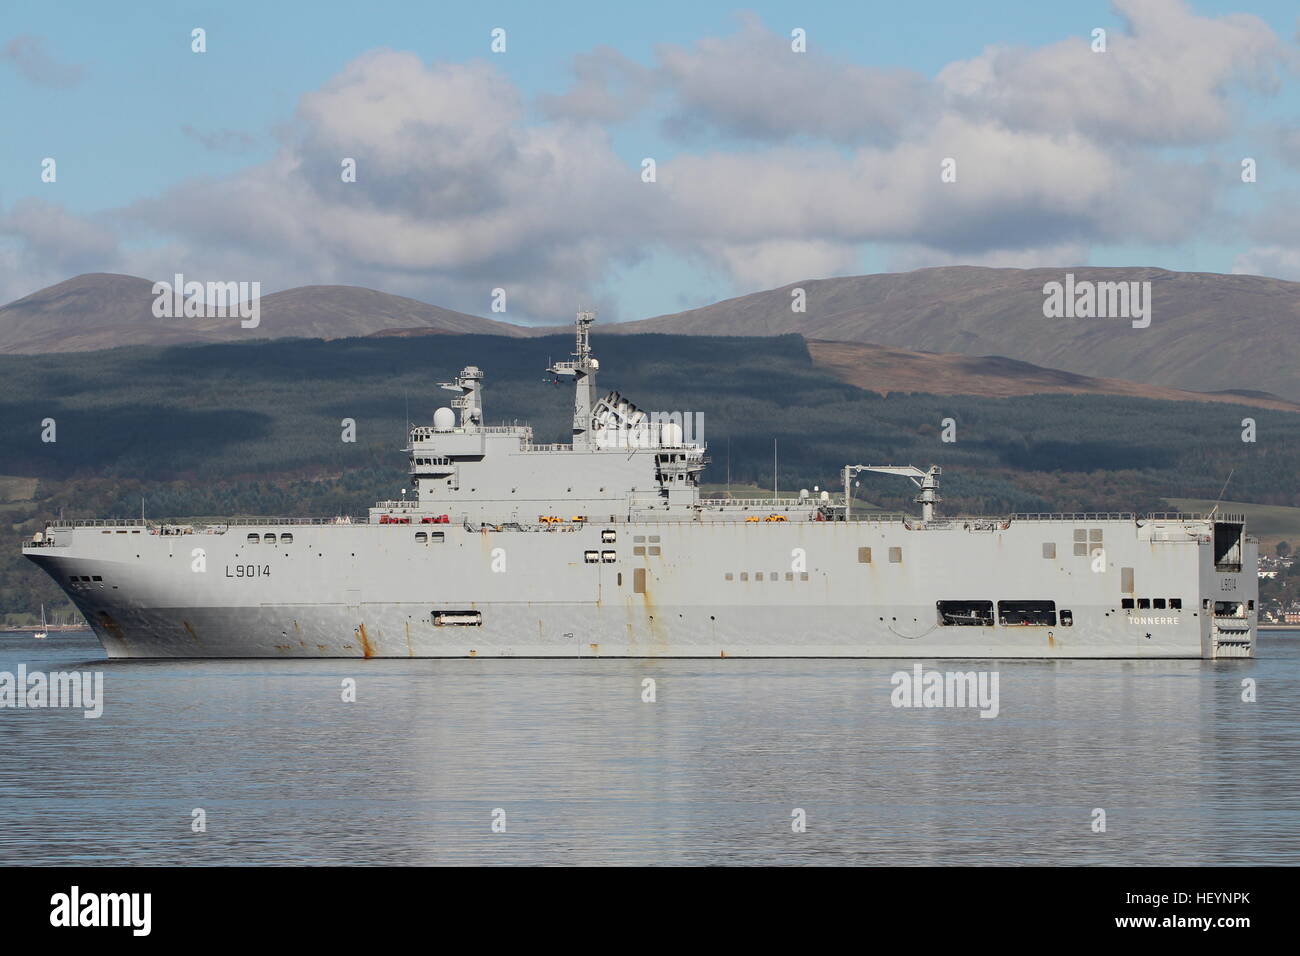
[806,340,1300,411]
[600,266,1300,401]
[0,274,524,353]
[6,266,1298,401]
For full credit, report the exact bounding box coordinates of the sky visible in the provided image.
[1,0,1298,323]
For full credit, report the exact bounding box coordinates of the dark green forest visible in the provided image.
[2,331,1297,622]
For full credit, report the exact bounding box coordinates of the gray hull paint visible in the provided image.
[24,516,1257,659]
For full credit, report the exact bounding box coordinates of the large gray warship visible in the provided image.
[23,312,1257,659]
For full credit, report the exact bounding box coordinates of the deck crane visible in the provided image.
[843,464,942,522]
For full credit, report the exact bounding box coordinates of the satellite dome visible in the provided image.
[433,407,455,431]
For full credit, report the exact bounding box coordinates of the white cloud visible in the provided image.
[655,13,934,146]
[938,0,1293,146]
[2,3,1296,316]
[1234,246,1300,281]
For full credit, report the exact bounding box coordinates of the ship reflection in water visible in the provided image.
[0,631,1295,866]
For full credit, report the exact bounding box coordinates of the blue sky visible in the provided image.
[2,0,1298,321]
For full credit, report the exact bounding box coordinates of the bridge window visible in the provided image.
[1152,598,1166,609]
[1122,598,1135,609]
[1169,598,1181,610]
[1137,598,1150,609]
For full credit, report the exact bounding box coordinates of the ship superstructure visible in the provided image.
[23,312,1257,659]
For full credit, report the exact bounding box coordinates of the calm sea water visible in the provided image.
[0,631,1296,866]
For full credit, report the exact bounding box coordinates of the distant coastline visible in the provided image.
[0,624,89,632]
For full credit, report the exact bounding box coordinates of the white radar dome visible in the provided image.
[433,407,455,431]
[660,422,684,446]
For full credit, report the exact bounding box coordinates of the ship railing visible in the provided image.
[1143,512,1246,523]
[209,516,366,527]
[410,424,533,438]
[45,518,149,528]
[1010,512,1137,521]
[699,497,815,508]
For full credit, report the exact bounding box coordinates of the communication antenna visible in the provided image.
[1209,468,1235,517]
[773,438,778,499]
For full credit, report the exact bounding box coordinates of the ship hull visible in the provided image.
[61,602,1221,659]
[23,516,1257,660]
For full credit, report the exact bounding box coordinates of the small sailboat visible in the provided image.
[33,604,48,640]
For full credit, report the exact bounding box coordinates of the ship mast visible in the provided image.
[438,365,485,430]
[548,310,599,447]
